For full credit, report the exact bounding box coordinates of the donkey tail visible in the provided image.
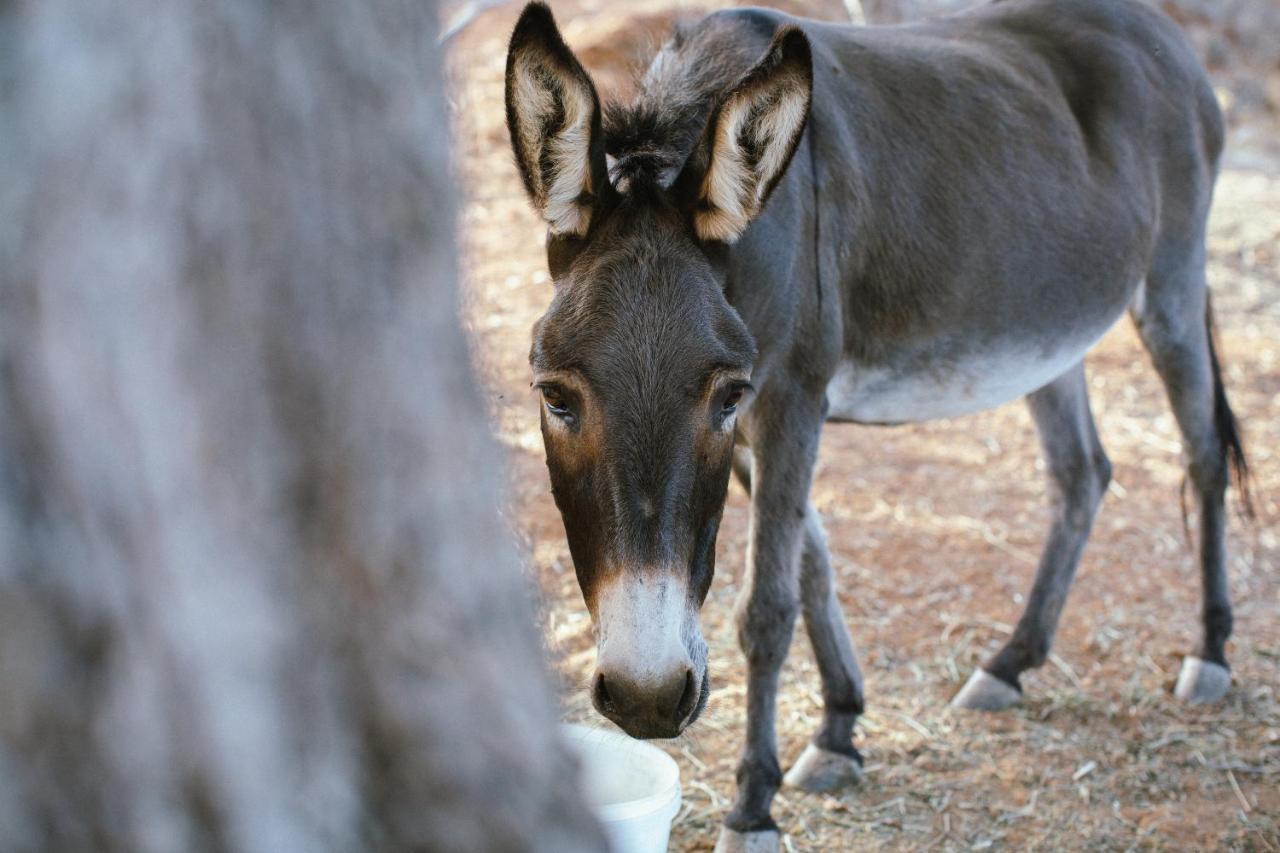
[1206,295,1253,518]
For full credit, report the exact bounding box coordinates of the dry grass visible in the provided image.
[447,3,1280,848]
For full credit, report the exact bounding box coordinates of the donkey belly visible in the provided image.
[826,328,1107,424]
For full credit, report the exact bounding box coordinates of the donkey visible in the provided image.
[504,0,1249,847]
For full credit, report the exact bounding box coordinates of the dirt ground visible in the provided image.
[446,2,1280,848]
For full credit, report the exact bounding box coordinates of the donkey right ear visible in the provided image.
[505,3,607,238]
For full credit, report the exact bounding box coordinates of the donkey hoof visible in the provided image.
[951,668,1021,711]
[783,743,863,793]
[714,826,780,853]
[1174,656,1230,705]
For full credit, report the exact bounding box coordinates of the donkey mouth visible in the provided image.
[596,666,711,741]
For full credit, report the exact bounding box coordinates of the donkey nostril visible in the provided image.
[675,668,697,722]
[593,673,615,713]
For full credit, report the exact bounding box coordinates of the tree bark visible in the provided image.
[0,2,604,851]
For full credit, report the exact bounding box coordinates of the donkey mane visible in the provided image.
[602,14,771,191]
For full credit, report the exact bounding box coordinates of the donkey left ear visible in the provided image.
[505,2,608,238]
[673,26,813,243]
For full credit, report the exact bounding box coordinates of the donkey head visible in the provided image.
[505,3,812,738]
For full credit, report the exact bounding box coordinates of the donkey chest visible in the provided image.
[824,336,1098,424]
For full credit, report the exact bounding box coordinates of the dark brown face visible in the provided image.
[504,1,812,739]
[531,204,755,739]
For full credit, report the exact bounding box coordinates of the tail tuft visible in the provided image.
[1206,297,1253,519]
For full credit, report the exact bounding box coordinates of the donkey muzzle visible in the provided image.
[591,572,704,739]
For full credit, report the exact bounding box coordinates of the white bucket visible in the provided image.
[562,724,682,853]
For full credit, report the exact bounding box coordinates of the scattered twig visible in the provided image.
[1050,653,1085,690]
[897,712,935,740]
[1227,769,1252,813]
[681,745,707,772]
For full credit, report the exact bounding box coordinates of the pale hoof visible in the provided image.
[713,826,780,853]
[783,743,863,793]
[950,668,1021,711]
[1174,656,1230,704]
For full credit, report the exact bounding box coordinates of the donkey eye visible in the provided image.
[721,386,747,415]
[540,387,574,420]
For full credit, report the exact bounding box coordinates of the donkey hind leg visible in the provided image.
[953,364,1110,710]
[1131,259,1244,704]
[715,408,822,853]
[731,449,865,794]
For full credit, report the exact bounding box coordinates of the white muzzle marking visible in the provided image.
[594,572,691,686]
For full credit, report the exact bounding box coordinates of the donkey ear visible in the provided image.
[505,2,607,238]
[673,27,813,243]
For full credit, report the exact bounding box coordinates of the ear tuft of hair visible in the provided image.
[679,25,813,244]
[505,2,606,237]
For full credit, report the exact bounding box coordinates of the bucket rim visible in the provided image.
[561,723,682,824]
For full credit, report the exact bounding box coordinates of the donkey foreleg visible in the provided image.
[954,364,1110,710]
[716,402,823,852]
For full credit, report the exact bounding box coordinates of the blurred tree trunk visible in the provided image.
[0,2,603,852]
